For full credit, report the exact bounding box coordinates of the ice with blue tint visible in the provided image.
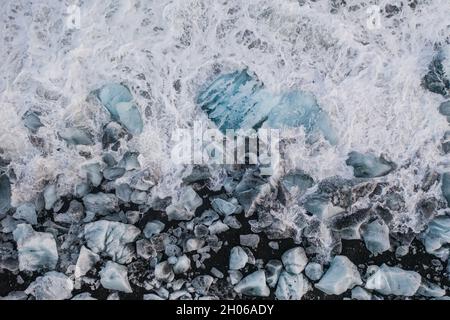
[25,272,73,300]
[305,262,323,281]
[365,264,421,296]
[315,255,362,295]
[420,216,450,256]
[197,69,336,144]
[99,261,133,293]
[281,247,308,274]
[96,84,143,135]
[75,246,100,278]
[143,220,165,238]
[234,270,270,297]
[22,111,43,134]
[423,50,450,97]
[0,174,11,215]
[265,259,283,288]
[83,193,118,216]
[361,219,391,255]
[229,246,248,270]
[13,203,37,225]
[346,152,396,178]
[59,127,94,146]
[275,271,310,300]
[417,280,446,297]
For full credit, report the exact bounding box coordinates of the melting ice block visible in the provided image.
[166,187,202,221]
[229,246,248,270]
[420,216,450,255]
[0,174,11,215]
[346,152,396,178]
[275,271,310,300]
[281,247,308,274]
[83,193,118,216]
[25,272,73,300]
[197,69,336,144]
[83,220,140,264]
[99,261,133,293]
[361,219,391,255]
[265,259,283,288]
[365,264,421,296]
[315,255,362,295]
[75,246,100,278]
[234,270,270,297]
[13,224,58,271]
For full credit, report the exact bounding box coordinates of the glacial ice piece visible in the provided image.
[154,261,174,282]
[351,286,372,300]
[83,163,102,187]
[329,209,370,239]
[75,246,100,278]
[83,193,118,216]
[173,255,191,274]
[192,275,214,295]
[0,175,11,215]
[422,50,449,96]
[208,221,229,234]
[25,272,73,300]
[234,270,270,297]
[13,224,58,271]
[275,271,310,300]
[211,198,238,216]
[240,234,260,249]
[13,203,37,225]
[361,219,391,255]
[197,69,336,144]
[143,220,165,238]
[420,216,450,255]
[346,152,396,178]
[96,84,143,134]
[281,247,308,274]
[99,261,133,293]
[439,101,450,116]
[365,264,421,296]
[118,152,141,171]
[303,193,344,221]
[304,262,323,281]
[417,280,446,297]
[83,220,141,264]
[442,172,450,206]
[23,111,44,133]
[103,167,125,181]
[315,256,362,295]
[265,259,283,288]
[279,170,314,201]
[59,127,94,145]
[229,246,248,270]
[234,169,267,212]
[43,184,57,210]
[166,187,202,221]
[116,183,132,202]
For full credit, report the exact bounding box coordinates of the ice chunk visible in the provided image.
[59,127,94,145]
[281,247,308,274]
[72,293,96,300]
[275,271,310,300]
[83,193,118,216]
[362,219,391,255]
[351,286,372,300]
[154,261,174,282]
[240,234,260,249]
[439,101,450,116]
[265,259,283,288]
[116,183,132,202]
[234,169,267,212]
[103,167,125,181]
[13,203,37,225]
[315,256,362,295]
[420,216,450,255]
[229,246,248,270]
[346,152,396,178]
[23,111,43,133]
[13,224,58,271]
[115,102,143,134]
[166,187,202,221]
[173,255,191,274]
[234,270,270,297]
[0,174,11,215]
[279,170,314,201]
[75,246,100,278]
[136,239,156,260]
[208,221,229,235]
[83,220,140,264]
[417,280,446,297]
[43,184,57,210]
[83,163,102,187]
[211,198,238,216]
[25,272,73,300]
[192,275,214,295]
[143,220,165,238]
[442,172,450,206]
[99,261,133,293]
[304,262,323,281]
[130,191,147,204]
[118,152,141,171]
[365,264,421,296]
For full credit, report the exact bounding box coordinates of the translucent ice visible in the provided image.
[281,247,308,274]
[22,111,43,133]
[420,216,450,255]
[83,220,141,264]
[346,152,396,178]
[315,256,362,295]
[234,270,270,297]
[143,220,165,238]
[275,271,310,300]
[13,203,37,225]
[304,262,323,281]
[365,264,421,296]
[59,127,94,146]
[83,163,102,187]
[154,261,174,282]
[211,198,238,216]
[83,193,118,216]
[0,175,11,215]
[229,246,248,270]
[13,224,58,271]
[25,272,73,300]
[234,169,267,212]
[173,255,191,274]
[361,219,391,255]
[43,184,57,210]
[351,286,372,300]
[439,101,450,116]
[422,51,450,96]
[265,259,283,288]
[99,261,133,293]
[75,246,100,278]
[166,187,202,221]
[417,280,446,297]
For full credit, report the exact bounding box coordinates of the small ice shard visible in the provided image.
[173,255,191,274]
[365,264,421,296]
[304,262,323,281]
[265,259,283,288]
[154,261,174,282]
[303,193,344,221]
[417,280,446,297]
[23,111,44,133]
[143,220,165,238]
[59,127,94,145]
[118,152,141,171]
[439,101,450,116]
[229,246,248,270]
[420,216,450,255]
[25,272,73,300]
[99,261,133,293]
[0,175,11,215]
[72,293,96,300]
[442,172,450,206]
[422,50,449,96]
[281,247,308,274]
[315,256,362,295]
[83,193,118,216]
[116,183,132,202]
[211,198,238,216]
[361,219,391,255]
[43,184,57,210]
[351,286,372,300]
[275,271,310,300]
[103,167,125,181]
[208,221,229,235]
[13,224,58,271]
[192,275,214,295]
[346,152,396,178]
[166,187,202,221]
[83,220,140,264]
[83,163,102,187]
[13,203,37,225]
[234,270,270,297]
[240,234,260,249]
[75,246,100,278]
[136,239,156,260]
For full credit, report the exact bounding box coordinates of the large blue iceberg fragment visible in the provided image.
[365,264,421,296]
[0,174,11,215]
[422,50,449,97]
[197,69,336,144]
[96,84,143,134]
[346,152,396,178]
